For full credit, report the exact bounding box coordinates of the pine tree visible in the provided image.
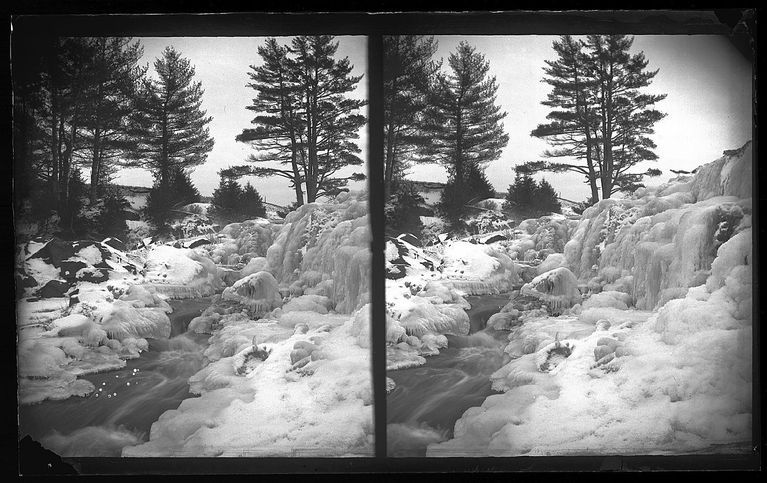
[135,46,214,187]
[169,167,201,206]
[229,36,366,204]
[234,39,305,206]
[523,35,665,200]
[439,163,495,221]
[503,174,561,217]
[584,35,666,198]
[503,173,538,213]
[423,41,509,195]
[242,182,267,218]
[145,167,200,223]
[523,35,602,203]
[289,35,367,202]
[532,178,562,214]
[79,37,147,202]
[383,35,441,195]
[210,174,244,218]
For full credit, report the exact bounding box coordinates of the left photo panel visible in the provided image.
[14,33,373,457]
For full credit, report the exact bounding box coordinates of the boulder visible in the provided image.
[28,238,76,268]
[187,238,212,249]
[37,280,71,298]
[482,234,507,244]
[102,237,126,251]
[59,260,88,281]
[398,233,422,247]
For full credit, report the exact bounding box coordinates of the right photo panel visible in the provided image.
[384,35,753,457]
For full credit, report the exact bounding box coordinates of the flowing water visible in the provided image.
[387,294,511,457]
[17,297,213,457]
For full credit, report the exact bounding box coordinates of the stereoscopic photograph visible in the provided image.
[384,34,754,457]
[14,32,373,458]
[12,8,758,476]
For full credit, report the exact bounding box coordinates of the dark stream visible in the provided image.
[387,294,511,457]
[17,297,213,457]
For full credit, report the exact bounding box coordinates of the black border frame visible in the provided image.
[7,7,761,475]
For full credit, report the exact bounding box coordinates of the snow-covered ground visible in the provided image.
[388,142,753,456]
[16,190,372,457]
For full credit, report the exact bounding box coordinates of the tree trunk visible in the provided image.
[90,127,101,203]
[384,118,397,197]
[50,87,60,208]
[290,146,305,206]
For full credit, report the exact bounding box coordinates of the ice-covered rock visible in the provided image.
[222,271,283,318]
[143,246,223,298]
[520,267,581,313]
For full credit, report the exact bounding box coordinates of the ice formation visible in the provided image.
[425,142,753,456]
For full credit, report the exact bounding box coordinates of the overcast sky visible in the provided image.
[113,36,368,206]
[407,35,753,201]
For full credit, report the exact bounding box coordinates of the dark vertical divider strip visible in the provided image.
[367,32,387,459]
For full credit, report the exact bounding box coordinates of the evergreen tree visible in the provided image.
[289,35,367,202]
[532,178,562,214]
[12,36,148,231]
[235,39,306,206]
[523,35,602,203]
[503,173,538,213]
[385,178,425,236]
[210,174,244,218]
[170,167,201,206]
[242,182,267,218]
[229,36,366,205]
[423,42,509,194]
[503,174,562,217]
[583,35,666,198]
[439,163,495,222]
[79,37,147,202]
[383,35,441,195]
[145,167,201,223]
[522,35,665,200]
[135,46,214,187]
